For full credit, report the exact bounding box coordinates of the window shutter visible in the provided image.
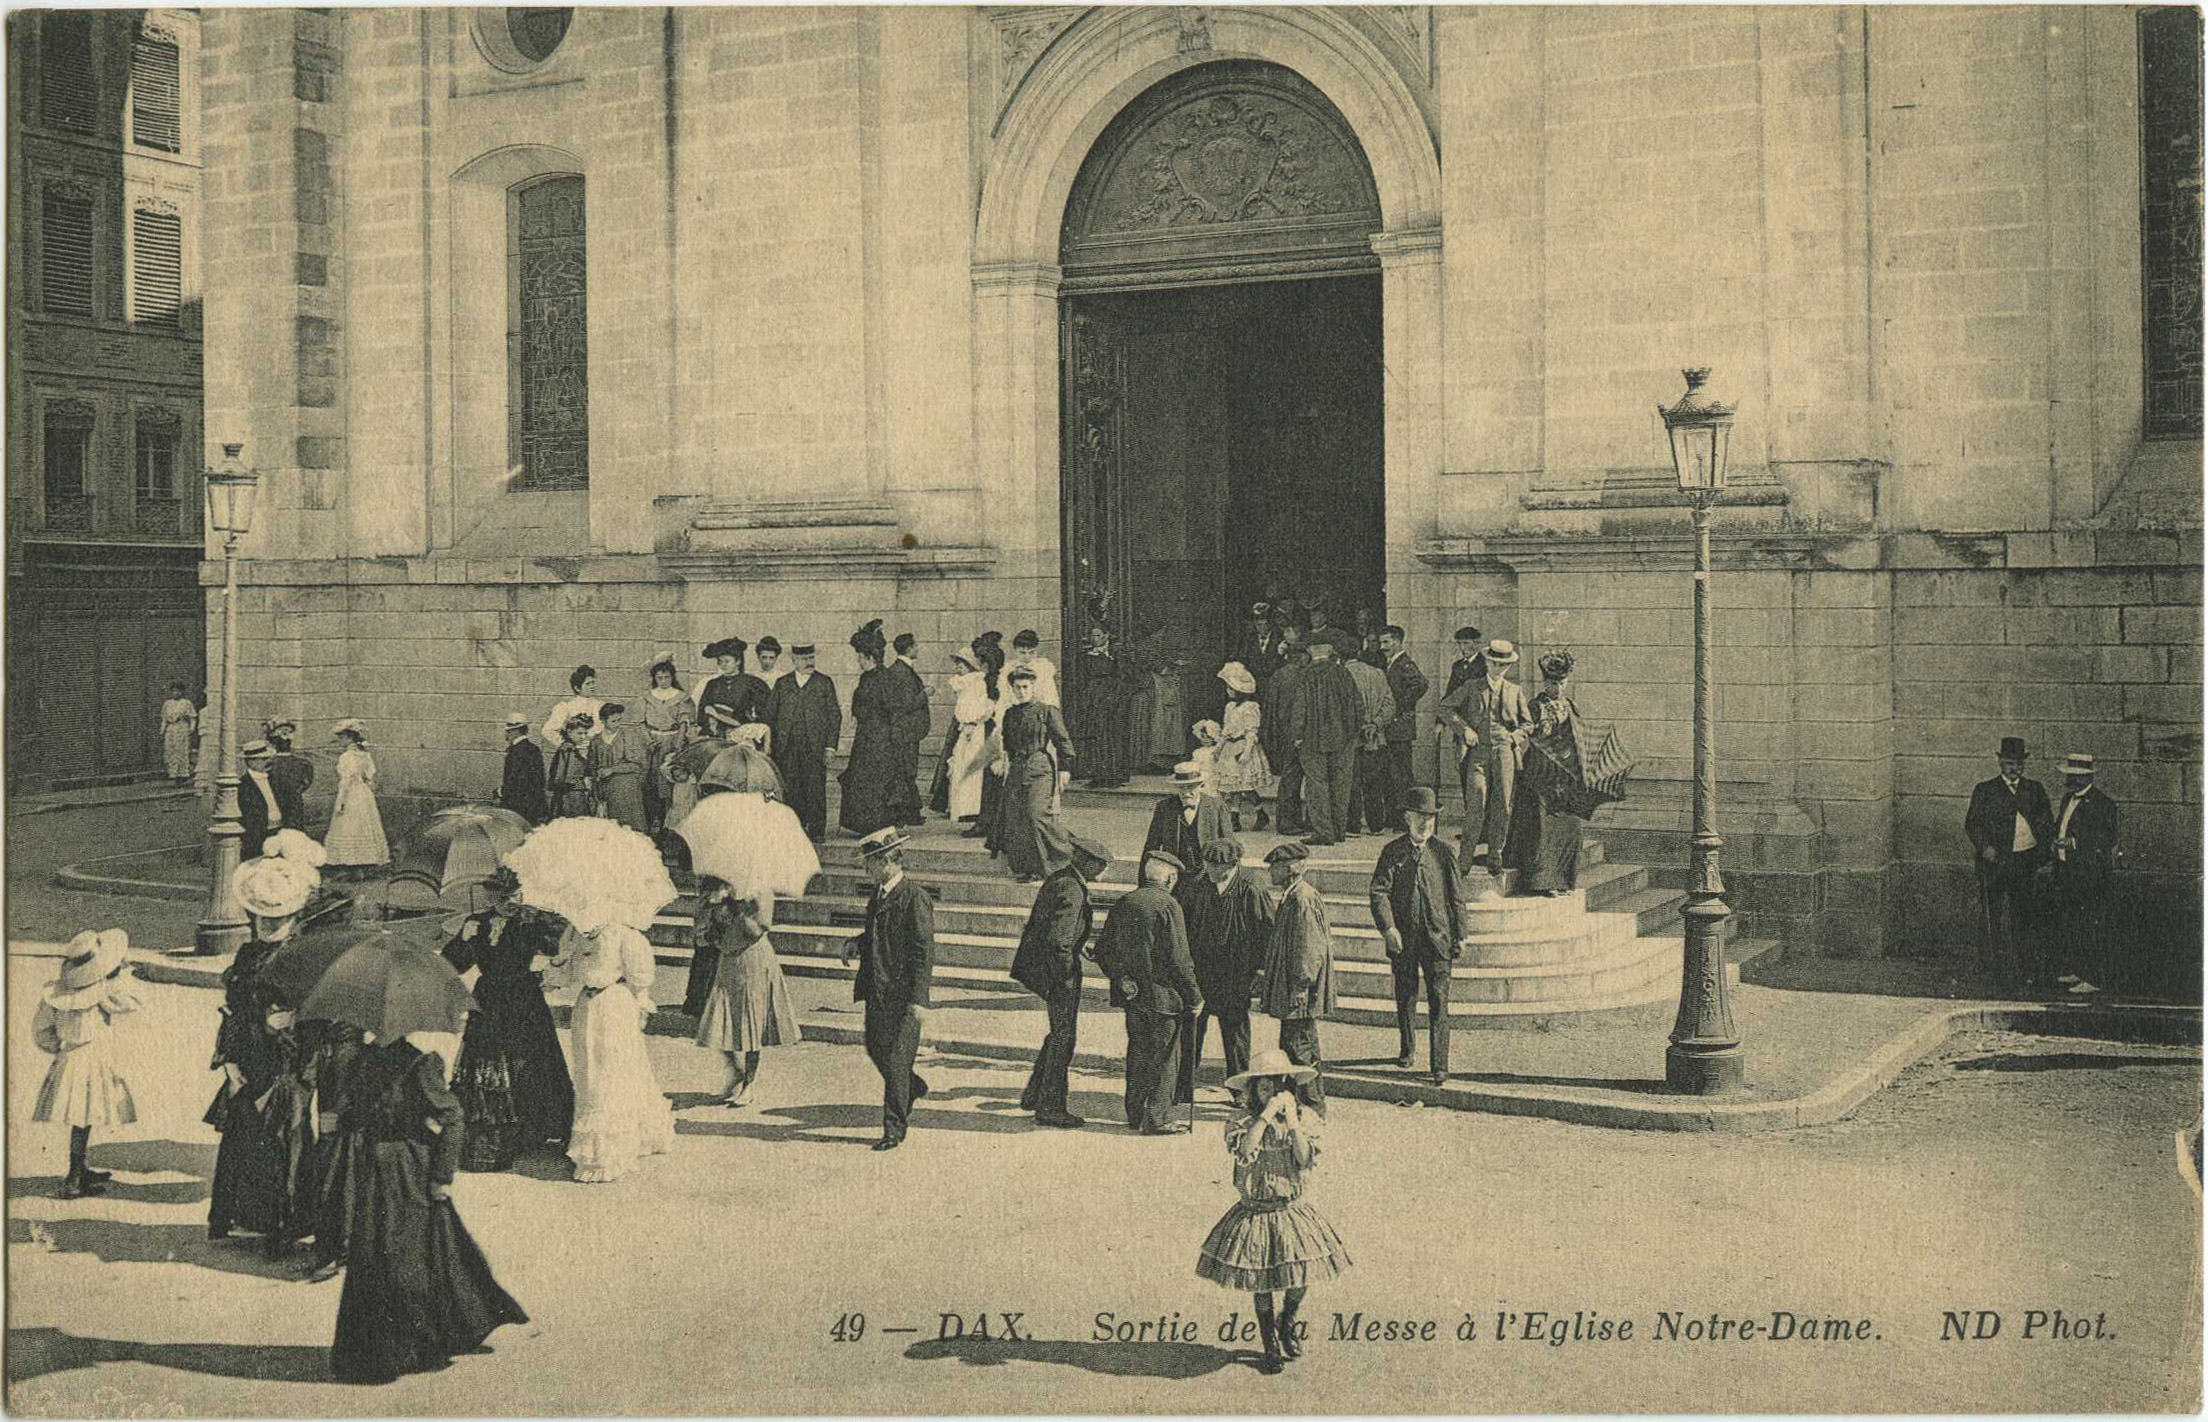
[131,30,183,153]
[41,14,96,136]
[43,186,95,319]
[133,208,183,328]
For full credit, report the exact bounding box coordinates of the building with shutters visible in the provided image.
[193,7,2201,969]
[6,8,205,789]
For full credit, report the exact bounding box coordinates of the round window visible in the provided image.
[474,7,573,73]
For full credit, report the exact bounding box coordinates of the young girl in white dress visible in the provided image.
[323,720,390,873]
[33,929,141,1199]
[554,919,675,1183]
[945,650,997,822]
[1212,662,1274,831]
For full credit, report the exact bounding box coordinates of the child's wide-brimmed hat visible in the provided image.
[1217,662,1257,695]
[232,856,319,919]
[58,929,129,991]
[1226,1047,1317,1090]
[332,718,367,739]
[261,828,328,869]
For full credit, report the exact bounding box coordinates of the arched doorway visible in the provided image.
[1059,60,1385,735]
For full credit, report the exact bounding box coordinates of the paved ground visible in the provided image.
[5,957,2199,1416]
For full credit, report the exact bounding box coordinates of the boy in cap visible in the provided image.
[2045,752,2119,996]
[499,714,547,825]
[842,828,935,1150]
[1259,842,1333,1110]
[1093,850,1202,1134]
[1964,736,2054,991]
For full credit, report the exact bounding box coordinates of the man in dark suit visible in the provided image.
[767,644,842,841]
[238,739,281,856]
[695,638,769,735]
[1441,625,1486,701]
[1964,735,2055,992]
[2045,751,2120,996]
[1011,834,1110,1128]
[1293,632,1365,847]
[1093,851,1202,1134]
[1178,837,1270,1097]
[842,829,935,1150]
[499,713,547,824]
[1377,625,1428,832]
[1370,786,1466,1084]
[1142,762,1230,890]
[887,633,932,827]
[262,718,314,832]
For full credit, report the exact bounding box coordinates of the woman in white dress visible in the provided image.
[945,649,997,822]
[543,664,604,746]
[554,918,674,1183]
[159,683,198,783]
[322,720,390,873]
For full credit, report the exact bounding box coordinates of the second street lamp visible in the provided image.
[1657,369,1745,1094]
[195,444,260,957]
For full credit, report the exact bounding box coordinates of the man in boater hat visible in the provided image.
[843,828,935,1150]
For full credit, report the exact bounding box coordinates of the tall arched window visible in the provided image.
[507,175,588,490]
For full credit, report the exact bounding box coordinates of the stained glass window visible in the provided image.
[509,176,589,491]
[507,8,571,64]
[2141,7,2203,439]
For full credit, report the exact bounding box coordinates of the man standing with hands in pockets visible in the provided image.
[844,828,934,1150]
[1369,787,1467,1084]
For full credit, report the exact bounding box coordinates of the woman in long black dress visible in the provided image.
[1073,625,1132,788]
[994,666,1077,882]
[838,620,906,837]
[1505,650,1587,897]
[330,1037,528,1384]
[443,870,575,1170]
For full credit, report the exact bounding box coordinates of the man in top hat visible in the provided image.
[842,828,935,1150]
[238,740,284,859]
[1341,639,1397,836]
[1370,786,1467,1084]
[2044,752,2119,997]
[499,713,547,825]
[1964,735,2055,991]
[1012,834,1113,1128]
[1092,850,1202,1134]
[696,639,770,737]
[1437,639,1534,870]
[1143,762,1231,896]
[261,718,314,833]
[1377,624,1429,832]
[1178,836,1271,1097]
[766,643,842,842]
[1291,629,1365,847]
[1258,841,1333,1111]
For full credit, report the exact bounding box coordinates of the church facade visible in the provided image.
[196,5,2203,965]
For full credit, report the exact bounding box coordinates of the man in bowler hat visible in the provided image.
[1011,835,1111,1128]
[842,828,934,1150]
[1093,850,1202,1134]
[1964,736,2054,990]
[1370,786,1466,1083]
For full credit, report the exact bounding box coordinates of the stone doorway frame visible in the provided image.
[972,5,1444,630]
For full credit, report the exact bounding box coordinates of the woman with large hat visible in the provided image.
[323,720,390,877]
[441,866,575,1170]
[32,929,141,1199]
[1505,650,1588,896]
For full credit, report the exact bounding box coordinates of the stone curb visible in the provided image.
[9,785,200,819]
[53,847,208,903]
[47,940,2199,1135]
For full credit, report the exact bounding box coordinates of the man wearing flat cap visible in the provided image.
[766,643,842,842]
[1370,786,1466,1083]
[1258,841,1334,1110]
[1293,630,1365,847]
[1178,836,1270,1097]
[1964,735,2054,991]
[696,639,769,738]
[499,713,547,825]
[1093,850,1202,1134]
[1012,834,1112,1128]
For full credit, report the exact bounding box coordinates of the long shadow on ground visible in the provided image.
[902,1335,1261,1379]
[1951,1050,2202,1074]
[6,1326,329,1386]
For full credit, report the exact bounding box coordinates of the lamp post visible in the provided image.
[194,444,259,957]
[1658,369,1744,1093]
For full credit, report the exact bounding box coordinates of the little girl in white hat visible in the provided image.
[33,929,141,1199]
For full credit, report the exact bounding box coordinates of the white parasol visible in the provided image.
[675,792,820,900]
[503,817,677,935]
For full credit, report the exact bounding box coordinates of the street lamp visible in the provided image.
[1658,369,1744,1093]
[194,444,259,957]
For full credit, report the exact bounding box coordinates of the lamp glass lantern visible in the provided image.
[1658,368,1735,494]
[204,443,258,537]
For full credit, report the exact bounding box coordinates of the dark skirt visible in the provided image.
[450,975,575,1170]
[1504,787,1583,895]
[683,942,722,1019]
[839,719,905,836]
[331,1137,529,1384]
[997,752,1072,880]
[313,1128,363,1264]
[206,1074,313,1240]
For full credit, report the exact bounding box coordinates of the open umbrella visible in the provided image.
[298,931,475,1041]
[699,743,783,797]
[504,816,677,935]
[675,792,819,900]
[258,924,382,1008]
[665,738,727,783]
[397,804,532,895]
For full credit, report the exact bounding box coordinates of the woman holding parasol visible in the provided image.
[441,866,574,1170]
[678,790,819,1106]
[1505,650,1591,897]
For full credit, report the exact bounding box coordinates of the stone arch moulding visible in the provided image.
[971,4,1445,583]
